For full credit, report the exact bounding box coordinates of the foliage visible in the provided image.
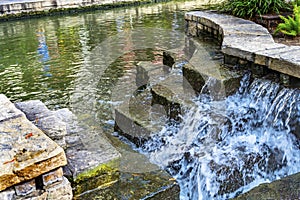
[219,0,290,19]
[275,5,300,36]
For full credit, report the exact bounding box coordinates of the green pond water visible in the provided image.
[0,0,221,198]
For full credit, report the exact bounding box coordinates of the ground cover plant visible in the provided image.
[219,0,290,19]
[275,4,300,36]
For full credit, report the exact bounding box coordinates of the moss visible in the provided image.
[74,158,120,184]
[72,158,120,195]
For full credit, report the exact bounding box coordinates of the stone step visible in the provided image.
[114,88,166,146]
[182,43,244,98]
[151,73,197,121]
[114,62,172,146]
[15,100,121,195]
[0,94,67,192]
[136,61,171,88]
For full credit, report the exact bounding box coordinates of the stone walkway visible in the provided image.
[185,11,300,80]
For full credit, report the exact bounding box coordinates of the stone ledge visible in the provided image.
[185,11,300,79]
[0,94,67,191]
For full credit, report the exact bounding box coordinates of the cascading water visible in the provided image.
[139,72,300,199]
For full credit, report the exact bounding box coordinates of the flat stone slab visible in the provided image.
[151,74,196,120]
[15,101,121,183]
[0,94,67,191]
[115,88,165,146]
[185,11,300,79]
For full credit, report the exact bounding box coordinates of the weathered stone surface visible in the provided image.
[53,108,121,185]
[234,172,300,200]
[45,177,72,200]
[115,88,164,145]
[15,101,67,148]
[136,61,170,88]
[14,179,36,196]
[0,188,15,200]
[151,74,196,120]
[0,94,67,191]
[42,167,63,186]
[185,11,300,79]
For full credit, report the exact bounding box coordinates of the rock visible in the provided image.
[53,108,121,196]
[42,168,64,187]
[115,89,164,146]
[0,188,15,200]
[45,177,72,200]
[14,179,36,196]
[0,94,67,191]
[15,101,67,149]
[234,172,300,200]
[151,74,196,120]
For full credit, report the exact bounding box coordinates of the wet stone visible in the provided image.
[42,167,63,186]
[151,74,196,120]
[115,88,164,146]
[52,108,121,187]
[45,177,72,200]
[0,95,67,191]
[234,172,300,200]
[0,188,15,200]
[136,61,170,88]
[14,179,36,196]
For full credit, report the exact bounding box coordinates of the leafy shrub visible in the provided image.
[219,0,290,19]
[275,5,300,36]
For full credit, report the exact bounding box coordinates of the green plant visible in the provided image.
[275,5,300,36]
[219,0,290,19]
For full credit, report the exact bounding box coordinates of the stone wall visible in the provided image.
[0,0,152,18]
[0,94,72,199]
[185,11,300,85]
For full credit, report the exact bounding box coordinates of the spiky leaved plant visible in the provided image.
[219,0,290,19]
[275,5,300,36]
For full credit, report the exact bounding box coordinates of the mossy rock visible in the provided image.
[234,172,300,200]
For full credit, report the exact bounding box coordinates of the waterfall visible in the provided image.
[139,73,300,199]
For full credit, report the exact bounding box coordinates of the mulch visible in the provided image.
[254,13,300,46]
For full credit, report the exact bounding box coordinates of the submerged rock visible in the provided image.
[234,172,300,200]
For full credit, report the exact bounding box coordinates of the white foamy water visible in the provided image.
[140,73,300,199]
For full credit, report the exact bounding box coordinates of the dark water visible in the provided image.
[0,0,215,109]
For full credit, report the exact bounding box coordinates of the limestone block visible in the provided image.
[0,188,15,200]
[151,73,196,121]
[52,108,121,186]
[15,179,36,196]
[15,101,67,148]
[42,168,63,186]
[14,100,51,122]
[45,177,72,200]
[136,61,170,87]
[115,89,165,146]
[234,172,300,200]
[0,95,67,191]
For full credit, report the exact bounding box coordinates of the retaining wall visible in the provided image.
[185,11,300,83]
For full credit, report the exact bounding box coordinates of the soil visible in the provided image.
[254,15,300,46]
